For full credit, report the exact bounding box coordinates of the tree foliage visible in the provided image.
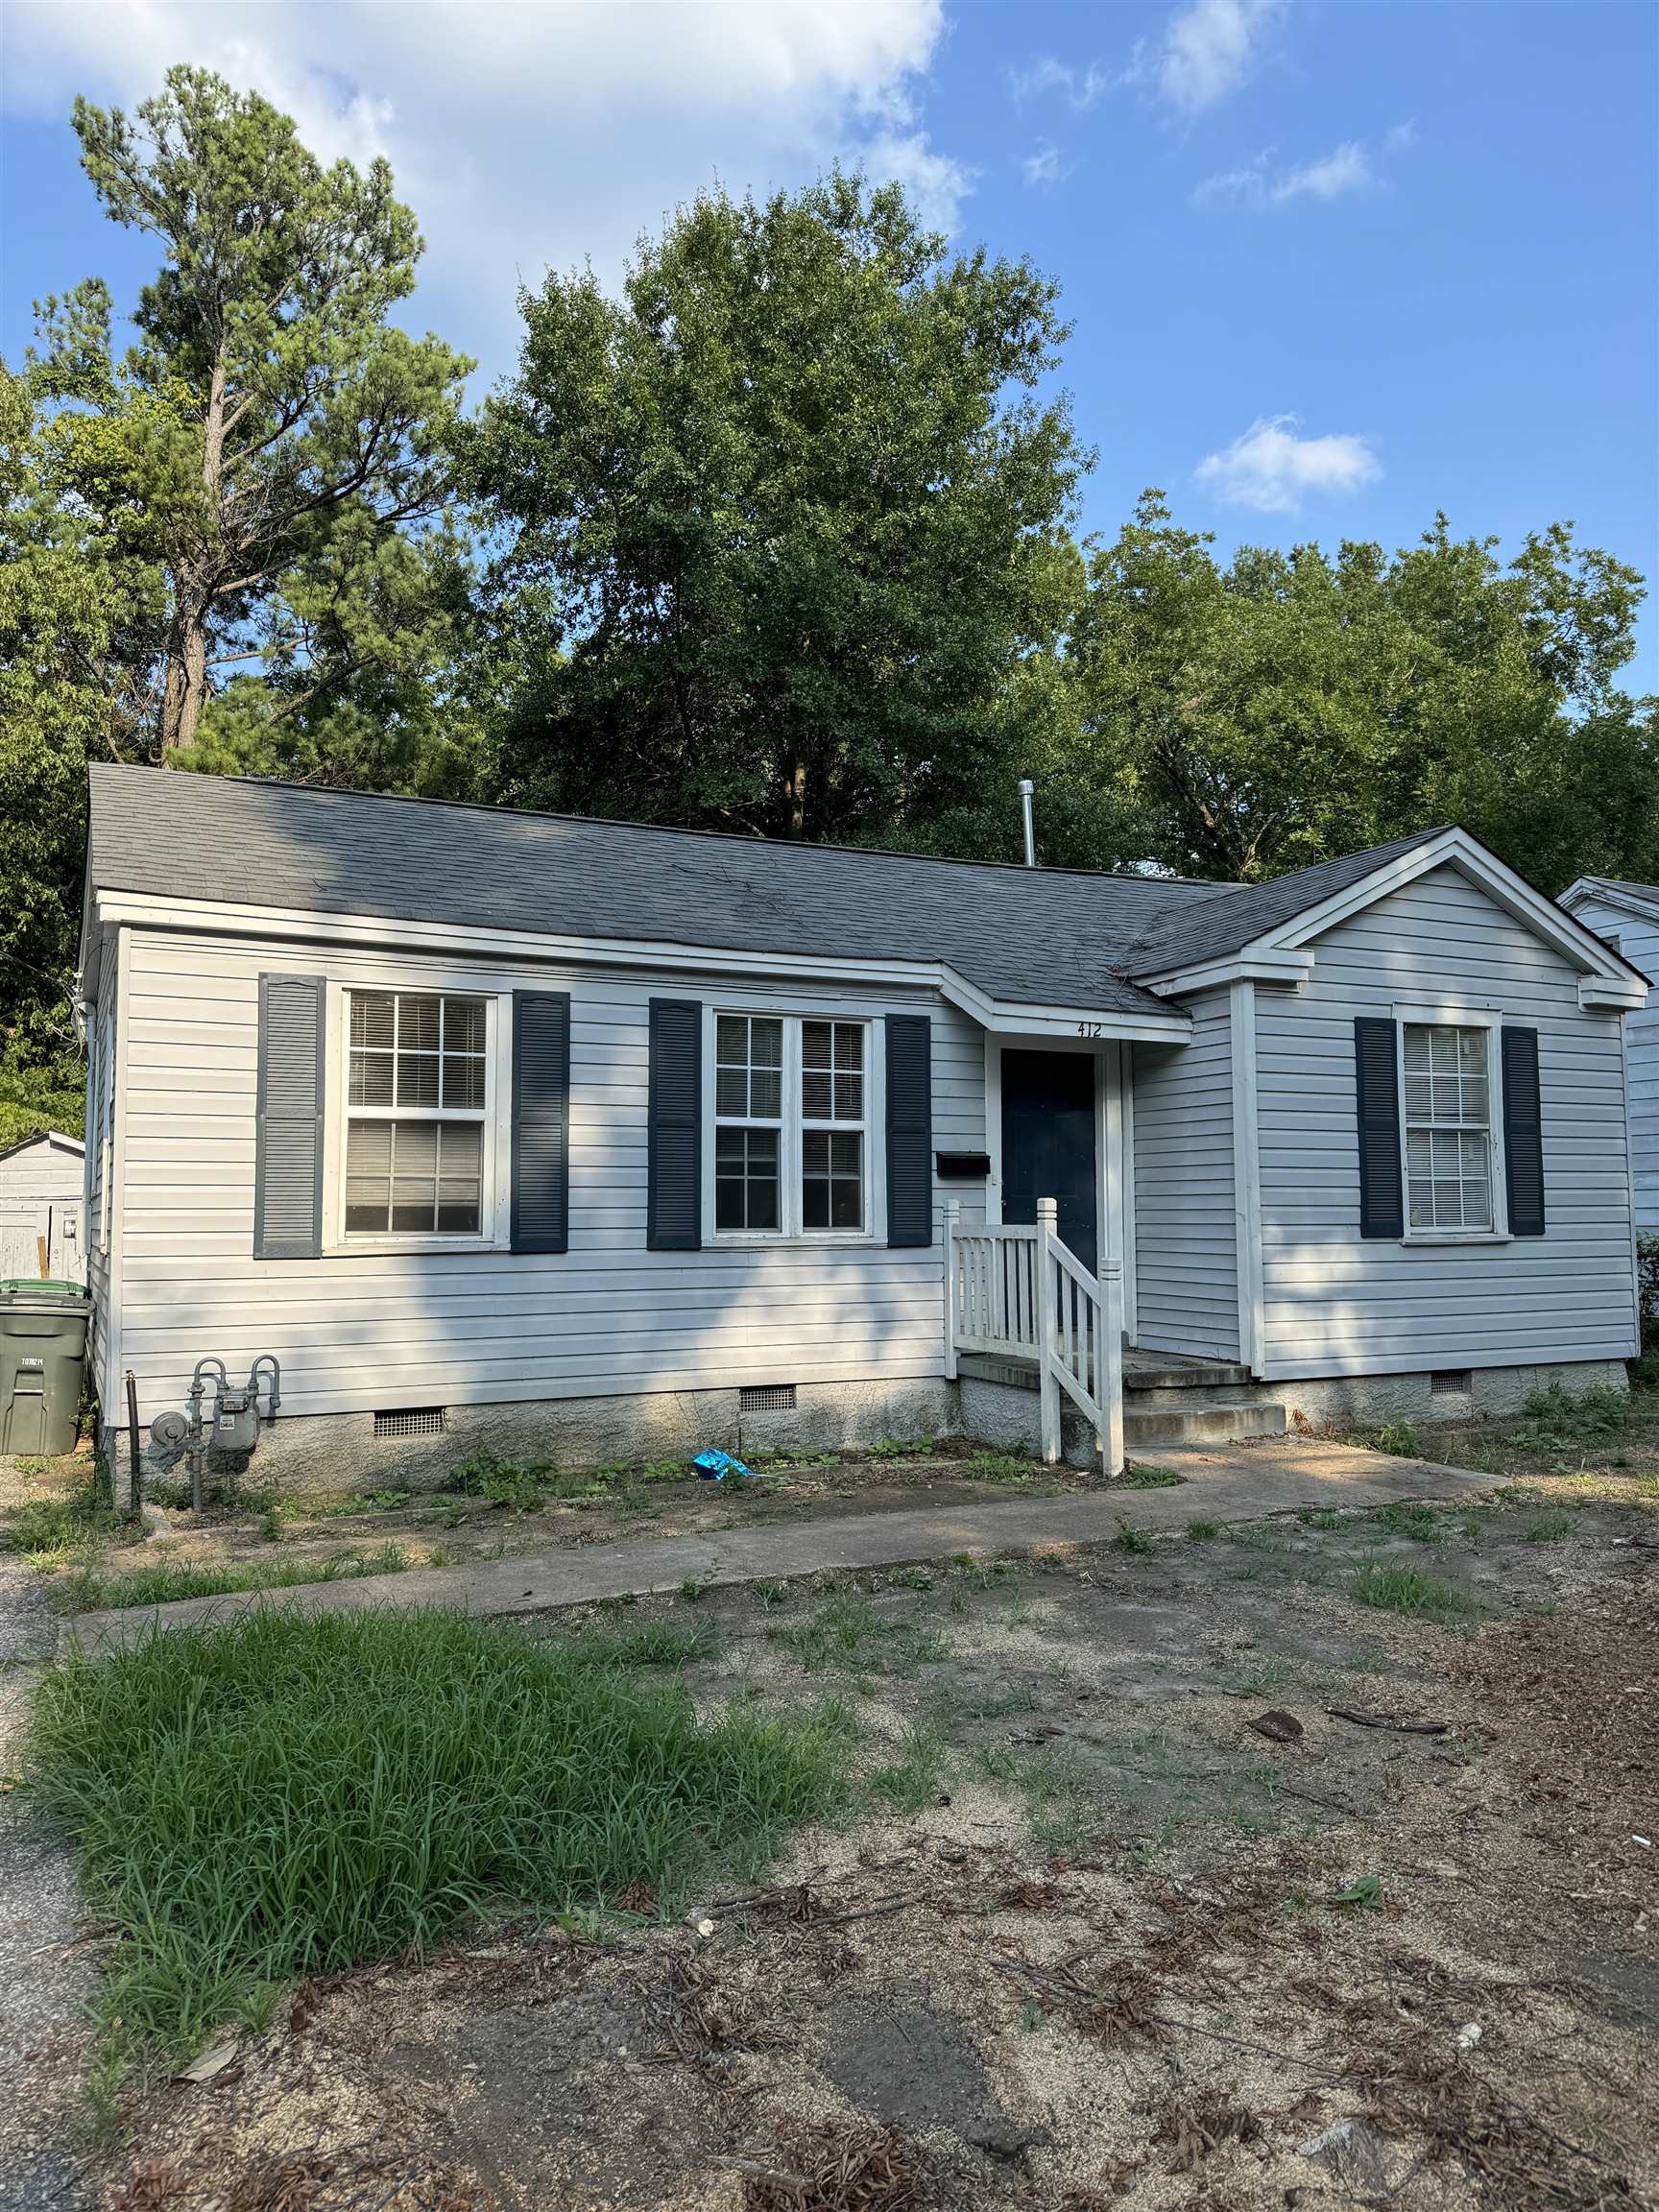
[36,66,472,755]
[471,174,1088,845]
[1064,493,1657,887]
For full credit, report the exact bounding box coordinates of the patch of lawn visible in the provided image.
[1360,1422,1423,1458]
[1119,1463,1186,1489]
[866,1727,949,1812]
[1296,1507,1343,1531]
[964,1450,1047,1484]
[1351,1560,1458,1618]
[1376,1502,1443,1544]
[1526,1511,1574,1544]
[70,1543,410,1612]
[1186,1519,1219,1542]
[28,1606,850,2061]
[3,1483,125,1566]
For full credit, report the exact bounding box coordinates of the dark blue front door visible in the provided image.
[999,1049,1097,1271]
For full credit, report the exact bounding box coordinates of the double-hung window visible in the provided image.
[1402,1022,1493,1233]
[713,1013,870,1238]
[344,990,489,1237]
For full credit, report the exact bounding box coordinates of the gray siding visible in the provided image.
[1131,989,1239,1360]
[111,928,987,1428]
[1255,864,1638,1377]
[1565,894,1659,1234]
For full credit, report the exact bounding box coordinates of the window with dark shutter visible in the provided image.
[1501,1026,1546,1237]
[511,991,570,1254]
[254,974,325,1259]
[648,998,702,1250]
[1354,1016,1404,1239]
[884,1013,933,1248]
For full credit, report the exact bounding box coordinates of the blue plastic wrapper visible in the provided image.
[691,1447,755,1482]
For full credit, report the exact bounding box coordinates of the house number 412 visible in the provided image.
[1075,1022,1105,1038]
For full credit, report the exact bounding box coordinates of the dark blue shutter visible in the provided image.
[254,974,325,1259]
[511,991,570,1254]
[1354,1017,1403,1239]
[1502,1026,1545,1237]
[885,1013,933,1248]
[648,998,702,1250]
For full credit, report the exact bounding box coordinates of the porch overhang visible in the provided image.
[937,971,1191,1044]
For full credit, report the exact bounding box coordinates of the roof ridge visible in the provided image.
[87,761,1242,895]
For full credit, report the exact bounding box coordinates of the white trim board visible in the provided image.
[89,889,1193,1046]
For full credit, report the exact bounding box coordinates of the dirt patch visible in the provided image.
[56,1460,1654,2212]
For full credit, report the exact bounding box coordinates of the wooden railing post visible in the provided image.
[943,1198,960,1381]
[1101,1258,1125,1476]
[1035,1197,1062,1463]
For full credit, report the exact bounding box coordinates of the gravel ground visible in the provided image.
[0,1551,96,2211]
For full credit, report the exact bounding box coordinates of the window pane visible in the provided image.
[1404,1027,1431,1070]
[442,1123,483,1175]
[1431,1179,1461,1225]
[392,1184,436,1232]
[803,1021,832,1070]
[349,1050,394,1107]
[398,995,441,1052]
[1407,1179,1431,1229]
[715,1068,748,1117]
[803,1178,829,1229]
[830,1131,861,1176]
[1407,1129,1431,1176]
[1462,1178,1492,1232]
[715,1179,745,1230]
[716,1016,748,1065]
[750,1067,781,1118]
[830,1175,862,1229]
[716,1126,779,1230]
[345,1196,390,1233]
[397,1053,441,1107]
[748,1172,780,1231]
[834,1025,861,1071]
[803,1131,828,1174]
[834,1071,862,1119]
[347,1122,393,1177]
[442,1054,485,1110]
[443,997,485,1055]
[803,1069,833,1118]
[1431,1072,1462,1120]
[751,1020,782,1068]
[351,993,395,1050]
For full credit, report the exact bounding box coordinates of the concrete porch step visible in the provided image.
[1122,1400,1288,1449]
[1124,1355,1252,1391]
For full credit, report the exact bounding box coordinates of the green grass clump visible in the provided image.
[1186,1519,1219,1542]
[447,1451,549,1510]
[1116,1520,1155,1555]
[1376,1502,1443,1544]
[29,1607,849,2059]
[4,1487,123,1566]
[866,1437,932,1460]
[1526,1510,1574,1544]
[1518,1382,1629,1444]
[964,1450,1046,1484]
[867,1727,950,1812]
[1350,1560,1458,1617]
[1363,1422,1423,1458]
[71,1543,409,1612]
[1119,1463,1185,1489]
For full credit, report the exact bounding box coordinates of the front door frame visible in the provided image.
[983,1035,1137,1343]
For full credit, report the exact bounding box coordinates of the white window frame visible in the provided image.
[323,980,512,1255]
[704,1007,884,1245]
[1393,1000,1511,1245]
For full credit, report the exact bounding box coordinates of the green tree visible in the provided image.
[1066,493,1658,889]
[36,66,472,755]
[471,173,1088,845]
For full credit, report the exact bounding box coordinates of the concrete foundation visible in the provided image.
[106,1355,1630,1505]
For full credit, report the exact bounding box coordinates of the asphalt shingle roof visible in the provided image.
[83,767,1447,1011]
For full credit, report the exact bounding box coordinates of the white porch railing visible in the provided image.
[945,1198,1125,1475]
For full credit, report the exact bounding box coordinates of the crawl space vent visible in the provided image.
[373,1407,446,1438]
[1430,1370,1473,1398]
[740,1384,797,1413]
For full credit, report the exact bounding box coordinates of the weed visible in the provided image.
[1333,1875,1382,1911]
[1519,1382,1628,1442]
[965,1450,1046,1485]
[449,1452,547,1511]
[1377,1501,1443,1544]
[1364,1422,1423,1458]
[353,1488,411,1513]
[1527,1511,1574,1544]
[3,1482,124,1566]
[1186,1520,1219,1543]
[29,1607,849,2060]
[866,1437,931,1460]
[1296,1507,1342,1532]
[1350,1560,1458,1618]
[751,1579,790,1612]
[680,1575,711,1603]
[1019,1997,1046,2033]
[1116,1521,1155,1555]
[866,1727,949,1812]
[69,1544,410,1613]
[1119,1463,1185,1489]
[954,1554,1015,1591]
[981,1742,1096,1855]
[880,1564,935,1593]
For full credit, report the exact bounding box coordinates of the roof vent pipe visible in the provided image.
[1019,779,1036,868]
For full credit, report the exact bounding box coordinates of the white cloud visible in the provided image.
[1009,55,1112,111]
[3,0,962,380]
[1192,130,1410,210]
[1195,415,1381,513]
[1021,141,1067,188]
[1153,0,1281,113]
[1384,118,1417,153]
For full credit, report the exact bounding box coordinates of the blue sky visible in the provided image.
[5,0,1655,683]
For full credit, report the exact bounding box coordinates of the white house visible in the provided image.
[78,766,1647,1495]
[0,1129,87,1284]
[1560,875,1659,1235]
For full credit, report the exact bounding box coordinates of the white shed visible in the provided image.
[0,1130,87,1283]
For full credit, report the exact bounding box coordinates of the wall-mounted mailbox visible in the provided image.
[935,1151,992,1180]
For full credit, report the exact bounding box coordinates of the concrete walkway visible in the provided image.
[68,1435,1498,1653]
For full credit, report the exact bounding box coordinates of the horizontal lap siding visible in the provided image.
[115,930,985,1424]
[1132,990,1239,1360]
[1565,898,1659,1233]
[1256,865,1638,1378]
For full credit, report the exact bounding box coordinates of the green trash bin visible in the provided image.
[0,1280,91,1456]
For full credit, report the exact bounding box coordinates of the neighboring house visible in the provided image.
[78,765,1647,1497]
[1560,876,1659,1234]
[0,1130,87,1284]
